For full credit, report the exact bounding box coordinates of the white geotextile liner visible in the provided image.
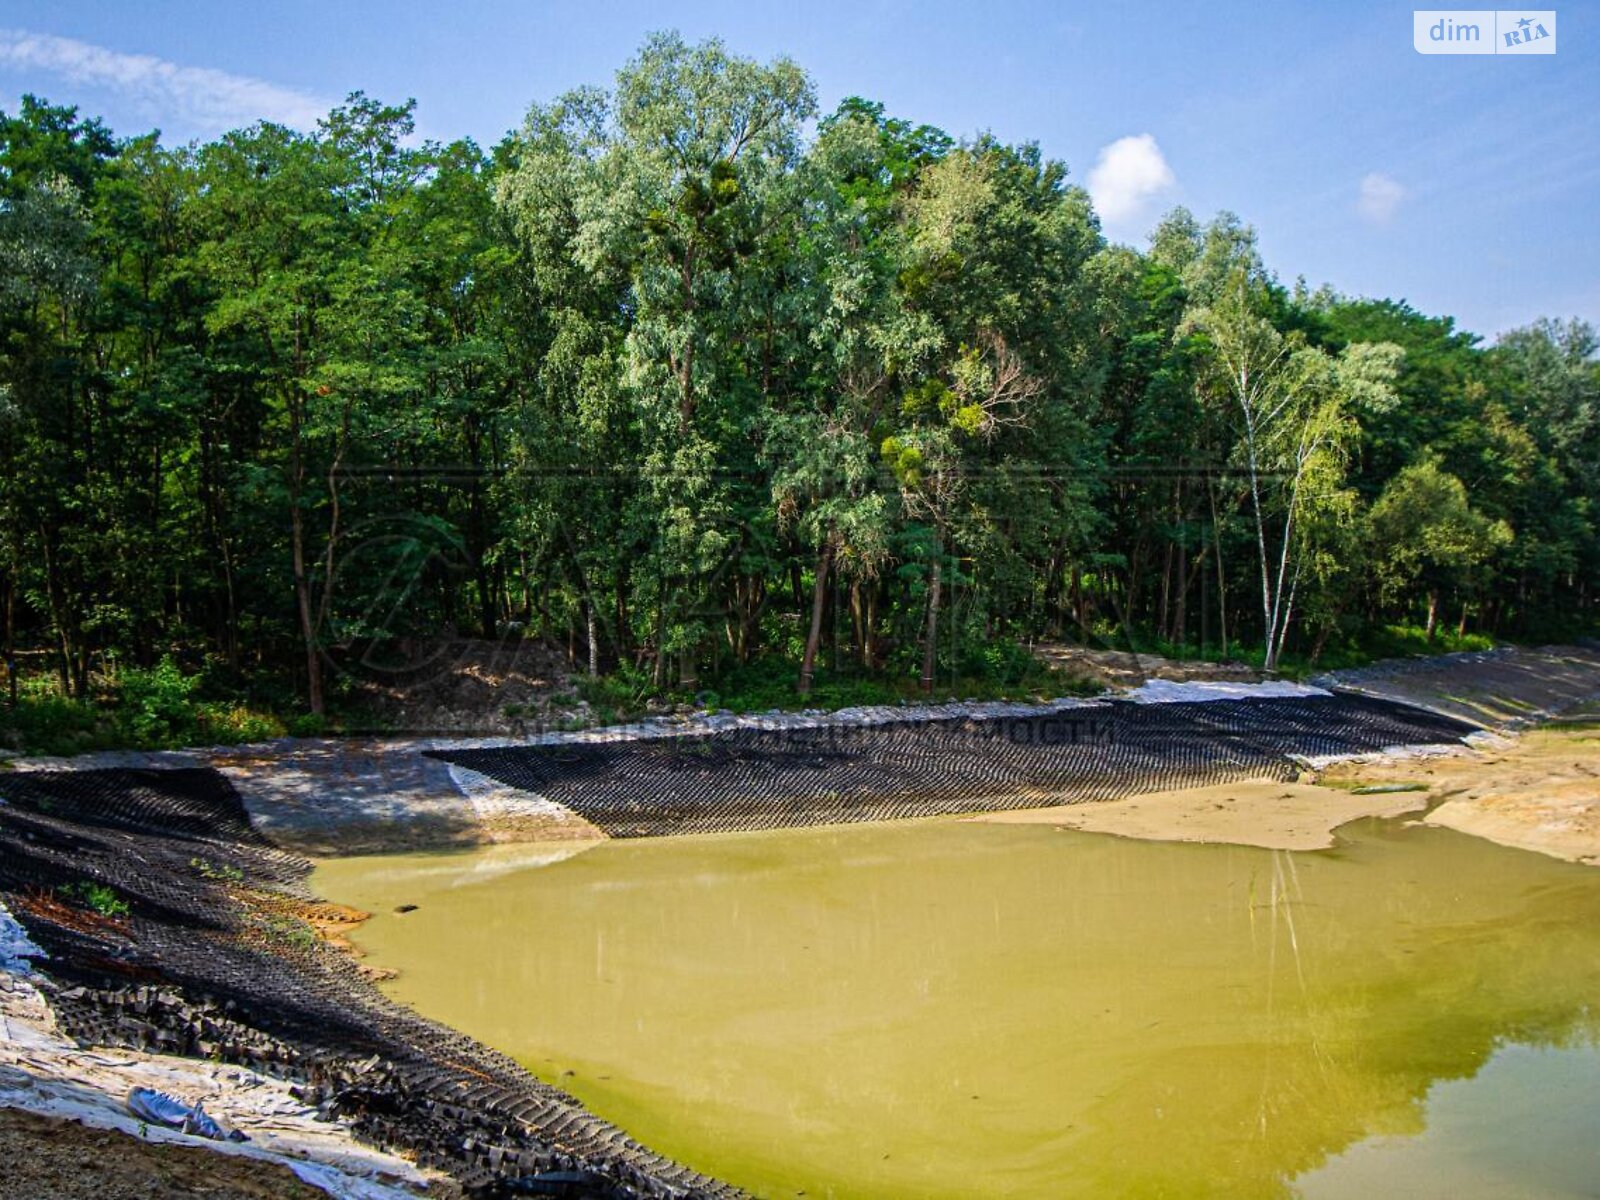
[1123,679,1331,704]
[0,969,435,1200]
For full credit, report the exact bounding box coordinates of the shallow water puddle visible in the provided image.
[314,817,1600,1198]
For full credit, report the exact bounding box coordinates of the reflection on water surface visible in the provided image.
[315,816,1600,1199]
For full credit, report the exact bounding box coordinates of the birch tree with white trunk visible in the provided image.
[1189,278,1401,670]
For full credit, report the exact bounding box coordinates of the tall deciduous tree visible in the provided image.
[1368,458,1513,637]
[1189,275,1401,669]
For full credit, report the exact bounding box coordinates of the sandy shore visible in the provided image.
[974,725,1600,864]
[1322,725,1600,866]
[971,778,1430,850]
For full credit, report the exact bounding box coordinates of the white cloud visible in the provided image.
[0,29,328,134]
[1357,172,1407,225]
[1087,134,1176,228]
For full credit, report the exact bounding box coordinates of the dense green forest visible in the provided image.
[2,33,1596,740]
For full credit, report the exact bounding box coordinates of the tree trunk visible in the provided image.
[586,601,599,678]
[651,593,666,688]
[1456,601,1470,639]
[745,576,766,664]
[798,543,833,695]
[614,567,631,659]
[291,499,324,716]
[1425,588,1440,639]
[477,560,497,641]
[830,572,841,673]
[465,420,496,640]
[286,428,327,720]
[1273,564,1300,669]
[4,567,16,709]
[221,539,240,671]
[1207,474,1230,659]
[1042,552,1058,636]
[1174,539,1189,649]
[850,578,865,667]
[1244,439,1278,671]
[865,584,879,669]
[1158,538,1173,642]
[1310,622,1333,665]
[286,318,324,716]
[38,527,78,698]
[920,547,943,695]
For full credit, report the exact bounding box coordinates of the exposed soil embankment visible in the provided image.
[0,768,739,1199]
[0,1107,328,1200]
[345,638,577,737]
[1032,642,1260,687]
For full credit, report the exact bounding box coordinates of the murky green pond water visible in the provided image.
[314,816,1600,1198]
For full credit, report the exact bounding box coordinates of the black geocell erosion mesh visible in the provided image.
[0,694,1477,1199]
[430,695,1478,838]
[0,768,739,1199]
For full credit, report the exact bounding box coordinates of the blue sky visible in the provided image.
[2,1,1596,340]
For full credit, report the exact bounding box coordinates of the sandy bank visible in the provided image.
[975,725,1600,865]
[970,778,1428,849]
[1321,725,1600,866]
